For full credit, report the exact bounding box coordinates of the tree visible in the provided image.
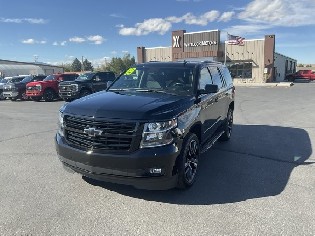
[56,63,72,72]
[297,64,304,67]
[71,58,82,72]
[102,54,136,76]
[83,59,93,71]
[62,63,72,72]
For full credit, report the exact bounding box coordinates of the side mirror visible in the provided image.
[106,81,113,88]
[199,84,219,94]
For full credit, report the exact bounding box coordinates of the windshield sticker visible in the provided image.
[125,68,136,75]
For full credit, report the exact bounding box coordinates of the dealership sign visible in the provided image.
[184,40,217,47]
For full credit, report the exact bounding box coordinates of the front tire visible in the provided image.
[219,108,233,141]
[80,89,91,98]
[177,133,200,189]
[31,97,41,102]
[43,89,55,102]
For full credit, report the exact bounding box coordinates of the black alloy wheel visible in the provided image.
[43,89,55,102]
[219,108,233,141]
[80,89,91,98]
[177,133,200,189]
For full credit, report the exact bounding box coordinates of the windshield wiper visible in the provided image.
[108,88,130,91]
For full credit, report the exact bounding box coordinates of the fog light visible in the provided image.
[149,168,162,174]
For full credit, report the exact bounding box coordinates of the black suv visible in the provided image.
[55,61,235,190]
[58,71,115,101]
[3,75,46,101]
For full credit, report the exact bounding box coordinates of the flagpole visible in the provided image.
[224,32,228,65]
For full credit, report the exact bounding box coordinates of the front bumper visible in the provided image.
[3,91,18,98]
[55,133,182,190]
[26,90,42,97]
[59,90,80,99]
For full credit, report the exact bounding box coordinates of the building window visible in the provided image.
[228,63,252,79]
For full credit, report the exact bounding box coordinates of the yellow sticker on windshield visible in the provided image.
[125,68,136,75]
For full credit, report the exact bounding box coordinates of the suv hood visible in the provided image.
[64,91,194,120]
[27,80,54,87]
[5,82,27,88]
[59,80,88,86]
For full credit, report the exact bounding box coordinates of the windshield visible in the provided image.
[43,75,56,81]
[109,66,195,95]
[75,73,94,81]
[10,77,25,83]
[21,76,33,83]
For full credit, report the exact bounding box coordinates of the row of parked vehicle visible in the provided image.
[0,71,116,102]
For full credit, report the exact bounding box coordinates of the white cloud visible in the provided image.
[22,39,35,44]
[119,10,234,36]
[69,37,86,43]
[238,0,315,26]
[68,36,105,45]
[219,12,235,22]
[224,24,272,37]
[0,17,47,24]
[25,18,47,24]
[87,35,105,45]
[110,13,125,18]
[21,39,47,44]
[166,11,220,26]
[119,18,172,36]
[53,41,67,46]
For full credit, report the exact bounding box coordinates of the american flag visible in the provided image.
[227,34,245,45]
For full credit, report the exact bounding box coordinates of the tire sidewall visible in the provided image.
[177,133,200,189]
[44,89,55,102]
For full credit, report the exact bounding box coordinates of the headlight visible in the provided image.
[57,111,64,137]
[72,84,79,91]
[35,85,42,91]
[140,119,177,148]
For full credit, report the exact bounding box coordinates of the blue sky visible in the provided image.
[0,0,314,66]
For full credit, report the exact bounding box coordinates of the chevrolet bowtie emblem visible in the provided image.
[83,127,103,137]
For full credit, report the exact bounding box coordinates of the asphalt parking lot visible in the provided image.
[0,82,314,235]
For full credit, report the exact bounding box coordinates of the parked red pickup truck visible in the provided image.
[286,70,315,81]
[26,73,78,102]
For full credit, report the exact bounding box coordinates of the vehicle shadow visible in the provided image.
[83,124,313,205]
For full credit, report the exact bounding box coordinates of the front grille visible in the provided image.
[60,85,74,92]
[64,116,140,152]
[3,87,14,92]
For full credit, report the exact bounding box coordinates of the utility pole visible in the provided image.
[81,56,84,72]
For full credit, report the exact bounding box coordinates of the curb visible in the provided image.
[234,82,294,87]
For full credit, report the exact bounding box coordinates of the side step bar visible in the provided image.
[200,131,225,154]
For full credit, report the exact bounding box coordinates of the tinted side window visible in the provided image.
[63,74,76,81]
[199,67,212,90]
[208,66,223,89]
[220,67,233,86]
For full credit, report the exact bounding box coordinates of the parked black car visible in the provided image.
[3,75,46,101]
[58,71,116,102]
[55,61,235,190]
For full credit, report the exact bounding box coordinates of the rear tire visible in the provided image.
[219,108,233,142]
[177,133,200,189]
